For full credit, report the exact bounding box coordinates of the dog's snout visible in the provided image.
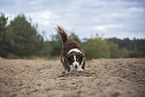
[75,65,78,69]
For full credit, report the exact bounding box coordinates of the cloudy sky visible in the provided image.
[0,0,145,40]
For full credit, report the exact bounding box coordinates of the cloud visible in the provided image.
[26,11,59,25]
[94,24,123,31]
[0,0,145,40]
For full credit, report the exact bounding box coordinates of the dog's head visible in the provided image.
[66,52,85,71]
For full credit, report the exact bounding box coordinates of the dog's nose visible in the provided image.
[75,65,77,69]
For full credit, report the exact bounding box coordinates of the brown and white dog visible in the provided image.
[56,25,86,74]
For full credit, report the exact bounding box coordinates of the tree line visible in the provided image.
[0,13,145,59]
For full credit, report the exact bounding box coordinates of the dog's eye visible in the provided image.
[68,56,74,62]
[76,55,81,60]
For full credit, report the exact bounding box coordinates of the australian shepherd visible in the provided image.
[56,25,86,74]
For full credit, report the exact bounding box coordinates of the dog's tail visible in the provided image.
[55,25,68,42]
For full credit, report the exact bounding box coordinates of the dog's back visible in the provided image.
[56,25,84,55]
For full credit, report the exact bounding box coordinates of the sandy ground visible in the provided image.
[0,57,145,97]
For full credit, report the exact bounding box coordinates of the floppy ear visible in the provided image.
[80,53,85,57]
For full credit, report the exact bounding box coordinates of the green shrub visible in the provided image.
[84,38,110,60]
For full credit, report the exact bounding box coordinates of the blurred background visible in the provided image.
[0,0,145,59]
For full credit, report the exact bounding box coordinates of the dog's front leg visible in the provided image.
[61,56,70,73]
[58,56,71,77]
[79,57,88,73]
[62,66,66,74]
[62,56,70,73]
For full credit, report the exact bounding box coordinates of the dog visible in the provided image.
[56,25,86,74]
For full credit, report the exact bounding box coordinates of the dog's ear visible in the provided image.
[66,53,73,58]
[80,53,85,57]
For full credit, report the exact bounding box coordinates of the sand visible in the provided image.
[0,58,145,97]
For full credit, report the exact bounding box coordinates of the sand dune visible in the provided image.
[0,58,145,97]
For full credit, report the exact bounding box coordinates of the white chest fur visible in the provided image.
[68,48,82,54]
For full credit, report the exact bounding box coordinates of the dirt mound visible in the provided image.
[0,58,145,97]
[58,70,96,77]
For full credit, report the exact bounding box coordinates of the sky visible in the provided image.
[0,0,145,40]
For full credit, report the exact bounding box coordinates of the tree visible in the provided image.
[0,12,12,57]
[0,12,8,42]
[108,42,128,58]
[106,38,145,58]
[9,14,44,57]
[84,38,110,60]
[39,41,52,58]
[49,33,62,57]
[108,42,120,58]
[69,33,81,45]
